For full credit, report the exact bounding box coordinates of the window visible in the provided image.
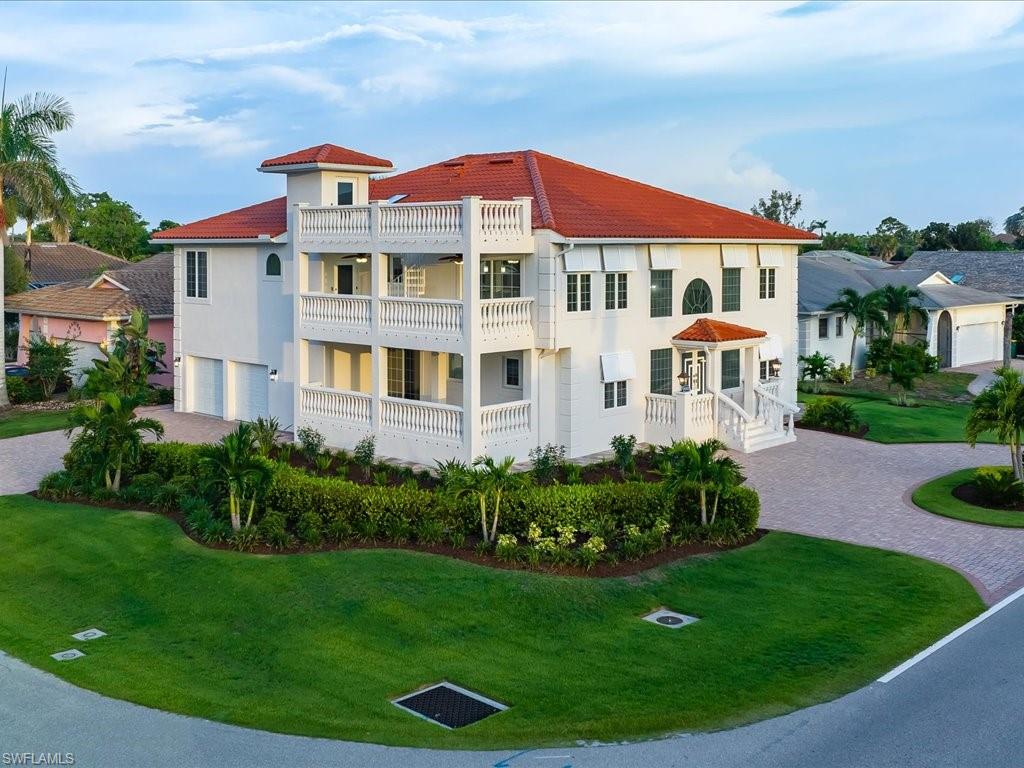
[818,317,830,339]
[566,273,592,312]
[387,348,420,400]
[835,316,844,337]
[185,250,208,299]
[721,349,741,390]
[759,267,776,299]
[503,356,521,388]
[649,270,672,317]
[337,181,354,206]
[603,380,627,409]
[721,268,741,312]
[604,272,628,310]
[650,348,673,395]
[265,252,281,277]
[759,360,769,381]
[480,259,521,299]
[682,278,712,314]
[447,353,463,380]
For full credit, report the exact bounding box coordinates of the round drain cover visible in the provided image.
[656,615,684,626]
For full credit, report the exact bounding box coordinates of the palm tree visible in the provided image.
[966,368,1024,482]
[66,391,164,491]
[472,455,521,544]
[809,219,829,236]
[875,285,928,351]
[0,81,78,407]
[657,438,743,526]
[798,351,833,393]
[826,288,887,372]
[887,348,922,407]
[201,422,272,532]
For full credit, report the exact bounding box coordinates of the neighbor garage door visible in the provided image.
[68,340,103,385]
[232,362,268,422]
[957,322,1001,366]
[189,356,223,417]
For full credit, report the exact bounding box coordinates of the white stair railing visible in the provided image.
[753,385,799,437]
[380,397,463,441]
[715,391,753,449]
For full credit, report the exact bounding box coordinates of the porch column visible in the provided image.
[525,347,540,447]
[743,346,757,412]
[461,196,483,460]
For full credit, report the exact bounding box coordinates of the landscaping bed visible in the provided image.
[913,468,1024,528]
[0,494,983,748]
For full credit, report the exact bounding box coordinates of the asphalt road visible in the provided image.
[1,590,1021,768]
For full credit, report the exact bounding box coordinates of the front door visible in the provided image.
[937,311,952,368]
[387,348,420,400]
[336,264,354,295]
[681,351,707,394]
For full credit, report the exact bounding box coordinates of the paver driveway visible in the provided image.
[739,429,1024,604]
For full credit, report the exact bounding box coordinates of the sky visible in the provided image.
[2,0,1023,234]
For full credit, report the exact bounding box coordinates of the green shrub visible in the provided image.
[5,376,44,404]
[610,434,637,475]
[495,533,519,562]
[140,442,205,480]
[973,467,1024,507]
[671,483,759,539]
[257,510,293,549]
[801,397,862,434]
[829,363,852,385]
[295,510,323,546]
[528,443,565,485]
[353,435,376,480]
[38,470,77,500]
[296,426,325,462]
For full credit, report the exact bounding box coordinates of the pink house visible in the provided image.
[5,252,174,386]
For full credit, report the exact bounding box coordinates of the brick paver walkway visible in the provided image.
[739,429,1024,604]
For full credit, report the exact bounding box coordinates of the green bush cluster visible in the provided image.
[866,338,939,376]
[5,376,46,404]
[973,467,1024,507]
[800,397,862,434]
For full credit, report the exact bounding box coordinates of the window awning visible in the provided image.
[602,245,638,272]
[564,245,602,272]
[600,351,637,382]
[758,245,785,267]
[757,333,784,360]
[721,245,750,268]
[649,244,681,270]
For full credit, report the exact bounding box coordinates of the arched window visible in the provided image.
[682,278,712,314]
[265,252,281,277]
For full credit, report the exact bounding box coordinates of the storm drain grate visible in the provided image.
[71,628,107,641]
[393,682,507,729]
[643,608,700,629]
[51,649,85,661]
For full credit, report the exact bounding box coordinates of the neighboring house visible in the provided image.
[5,252,174,385]
[152,143,818,463]
[8,242,128,288]
[899,250,1024,299]
[799,250,1013,370]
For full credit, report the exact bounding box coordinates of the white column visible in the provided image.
[742,346,756,412]
[461,196,483,461]
[291,204,307,437]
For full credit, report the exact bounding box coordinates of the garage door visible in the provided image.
[957,323,1001,366]
[68,341,103,385]
[189,356,223,417]
[233,362,268,422]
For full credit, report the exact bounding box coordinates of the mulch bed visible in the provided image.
[795,421,870,439]
[31,491,764,578]
[952,482,1024,513]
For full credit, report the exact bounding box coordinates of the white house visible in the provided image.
[153,144,818,464]
[799,250,1013,371]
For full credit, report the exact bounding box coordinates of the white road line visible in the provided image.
[879,584,1024,683]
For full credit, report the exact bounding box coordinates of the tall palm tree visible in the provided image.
[966,368,1024,482]
[875,284,928,351]
[0,81,78,407]
[826,288,887,371]
[472,455,521,544]
[201,422,272,532]
[656,438,743,526]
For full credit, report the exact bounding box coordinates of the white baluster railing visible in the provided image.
[480,201,527,241]
[760,379,781,400]
[379,202,463,238]
[300,386,372,425]
[715,391,752,449]
[753,384,799,437]
[299,206,371,239]
[481,400,531,439]
[691,392,716,426]
[300,293,372,327]
[644,394,676,425]
[480,298,534,338]
[380,397,463,441]
[379,297,463,335]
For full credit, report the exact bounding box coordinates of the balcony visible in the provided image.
[296,198,533,254]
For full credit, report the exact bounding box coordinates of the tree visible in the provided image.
[0,86,78,408]
[3,245,26,294]
[66,391,164,491]
[817,232,870,255]
[966,367,1024,482]
[798,351,834,393]
[83,309,166,398]
[445,454,521,544]
[201,422,272,532]
[827,287,887,371]
[949,219,997,251]
[918,222,953,251]
[147,220,180,254]
[808,219,828,236]
[868,217,912,262]
[656,438,743,526]
[1005,207,1024,248]
[65,192,151,260]
[24,334,74,399]
[751,189,803,226]
[875,284,928,351]
[887,346,923,407]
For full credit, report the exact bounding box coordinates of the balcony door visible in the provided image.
[387,348,420,400]
[336,264,354,295]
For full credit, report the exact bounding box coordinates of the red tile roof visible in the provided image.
[157,149,817,242]
[260,143,393,170]
[673,318,767,343]
[370,150,817,240]
[152,197,287,241]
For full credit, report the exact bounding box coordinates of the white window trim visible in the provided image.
[566,272,594,314]
[336,179,356,206]
[184,250,211,304]
[603,380,629,410]
[263,252,283,283]
[759,267,777,300]
[604,272,628,312]
[502,355,522,390]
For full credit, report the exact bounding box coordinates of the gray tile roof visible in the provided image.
[799,250,1012,314]
[9,242,128,286]
[900,251,1024,298]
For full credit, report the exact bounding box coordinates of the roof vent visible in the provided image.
[443,161,465,168]
[488,158,515,165]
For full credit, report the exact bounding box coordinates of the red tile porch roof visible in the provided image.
[260,143,393,170]
[673,318,767,343]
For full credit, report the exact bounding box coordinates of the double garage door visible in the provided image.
[188,356,267,421]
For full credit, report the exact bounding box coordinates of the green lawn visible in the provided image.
[0,495,982,748]
[0,409,70,439]
[913,467,1024,528]
[798,391,995,444]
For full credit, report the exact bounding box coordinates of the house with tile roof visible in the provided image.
[5,252,174,385]
[8,242,128,288]
[152,143,818,461]
[799,250,1014,371]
